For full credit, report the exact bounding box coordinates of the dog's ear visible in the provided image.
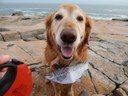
[81,16,92,47]
[45,13,53,47]
[85,16,92,45]
[45,13,53,31]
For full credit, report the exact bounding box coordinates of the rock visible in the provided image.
[122,60,128,77]
[36,34,46,40]
[20,29,45,40]
[0,41,35,64]
[0,17,128,96]
[113,88,127,96]
[23,37,38,41]
[89,50,127,85]
[1,31,21,41]
[112,18,128,22]
[120,80,128,95]
[88,64,116,94]
[89,40,128,65]
[21,17,31,20]
[0,27,10,32]
[90,33,101,41]
[0,34,4,41]
[11,11,23,16]
[0,40,45,64]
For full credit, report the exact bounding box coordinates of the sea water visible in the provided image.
[0,2,128,20]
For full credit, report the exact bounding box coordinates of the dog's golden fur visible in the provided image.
[36,4,93,96]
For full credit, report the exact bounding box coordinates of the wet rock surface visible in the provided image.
[0,17,128,96]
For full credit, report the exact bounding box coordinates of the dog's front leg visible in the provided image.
[52,82,74,96]
[61,85,74,96]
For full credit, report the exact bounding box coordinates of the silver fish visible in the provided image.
[44,62,89,84]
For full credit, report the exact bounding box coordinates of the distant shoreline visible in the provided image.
[0,15,128,21]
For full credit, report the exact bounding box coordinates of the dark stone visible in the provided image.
[112,18,128,22]
[0,34,4,41]
[21,17,31,20]
[122,61,128,66]
[120,80,128,95]
[23,37,38,41]
[122,61,128,77]
[0,28,10,32]
[36,34,46,40]
[20,29,45,40]
[11,11,23,16]
[113,88,127,96]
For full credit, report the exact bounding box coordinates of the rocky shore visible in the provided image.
[0,16,128,96]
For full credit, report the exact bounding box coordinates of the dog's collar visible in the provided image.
[50,56,74,67]
[45,61,89,84]
[50,57,61,66]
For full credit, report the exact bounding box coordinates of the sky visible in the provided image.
[0,0,128,5]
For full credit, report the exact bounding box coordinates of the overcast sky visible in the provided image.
[1,0,128,5]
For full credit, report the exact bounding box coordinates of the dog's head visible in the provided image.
[45,4,92,61]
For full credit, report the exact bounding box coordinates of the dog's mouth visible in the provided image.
[58,45,74,60]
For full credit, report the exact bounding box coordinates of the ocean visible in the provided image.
[0,3,128,20]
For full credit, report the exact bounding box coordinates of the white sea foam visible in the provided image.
[13,9,23,12]
[90,16,112,20]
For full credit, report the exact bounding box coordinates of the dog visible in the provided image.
[38,4,92,96]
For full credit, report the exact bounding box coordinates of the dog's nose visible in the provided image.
[61,29,77,44]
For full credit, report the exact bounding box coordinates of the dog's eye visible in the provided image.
[55,14,63,20]
[77,16,83,22]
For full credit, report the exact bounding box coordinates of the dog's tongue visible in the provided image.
[61,47,73,58]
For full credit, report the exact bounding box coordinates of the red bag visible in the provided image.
[0,59,33,96]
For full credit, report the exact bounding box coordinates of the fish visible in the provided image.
[44,62,89,84]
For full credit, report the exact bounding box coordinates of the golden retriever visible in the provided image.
[40,4,92,96]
